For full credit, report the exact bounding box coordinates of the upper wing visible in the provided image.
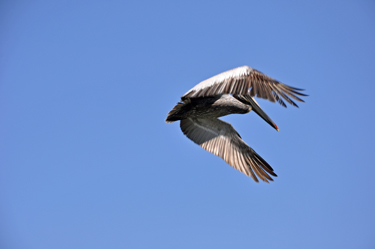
[180,117,277,183]
[182,66,307,107]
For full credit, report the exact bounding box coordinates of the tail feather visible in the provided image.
[165,100,190,123]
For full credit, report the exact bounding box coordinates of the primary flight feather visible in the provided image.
[166,66,306,183]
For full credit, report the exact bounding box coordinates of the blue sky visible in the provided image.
[1,1,375,248]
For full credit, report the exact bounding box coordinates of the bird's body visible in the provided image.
[166,66,306,183]
[166,94,251,122]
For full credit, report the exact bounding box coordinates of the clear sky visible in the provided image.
[1,1,375,248]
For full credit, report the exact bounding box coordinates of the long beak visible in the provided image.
[244,96,279,131]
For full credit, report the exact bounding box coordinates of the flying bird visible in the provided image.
[165,66,306,182]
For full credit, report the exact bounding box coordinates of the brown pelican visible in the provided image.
[165,66,306,183]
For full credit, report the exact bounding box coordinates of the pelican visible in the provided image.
[165,66,306,182]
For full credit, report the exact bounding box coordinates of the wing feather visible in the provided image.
[180,117,277,182]
[182,66,307,107]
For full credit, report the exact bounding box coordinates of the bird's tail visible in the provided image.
[165,100,190,123]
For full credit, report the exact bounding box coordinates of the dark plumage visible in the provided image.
[166,66,306,183]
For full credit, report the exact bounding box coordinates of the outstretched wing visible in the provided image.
[180,117,277,182]
[182,66,307,107]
